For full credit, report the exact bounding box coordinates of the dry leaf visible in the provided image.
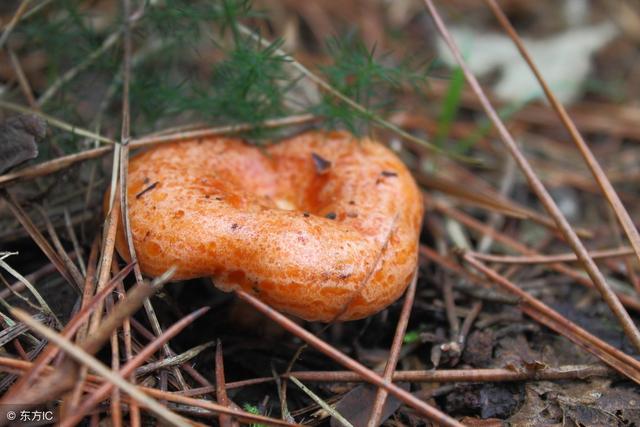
[0,114,47,173]
[436,22,617,104]
[330,383,410,427]
[509,379,640,426]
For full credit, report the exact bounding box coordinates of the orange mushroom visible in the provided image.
[114,130,423,321]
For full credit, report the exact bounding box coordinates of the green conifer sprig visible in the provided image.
[315,33,429,134]
[17,1,119,76]
[11,0,433,144]
[144,0,257,41]
[190,37,293,125]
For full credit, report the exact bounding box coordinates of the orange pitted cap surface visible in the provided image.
[115,130,423,321]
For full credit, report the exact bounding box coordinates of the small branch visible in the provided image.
[467,247,635,265]
[89,195,121,331]
[112,260,140,425]
[136,342,215,376]
[285,364,612,383]
[289,376,353,427]
[129,318,219,393]
[443,277,459,338]
[0,0,32,51]
[458,301,482,349]
[75,237,98,344]
[0,101,116,144]
[367,270,417,427]
[215,340,234,427]
[235,289,463,427]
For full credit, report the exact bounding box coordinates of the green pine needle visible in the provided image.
[435,66,465,147]
[314,32,429,135]
[242,403,267,427]
[11,0,438,147]
[194,37,292,124]
[144,0,258,41]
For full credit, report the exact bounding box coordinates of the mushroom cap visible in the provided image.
[115,130,423,322]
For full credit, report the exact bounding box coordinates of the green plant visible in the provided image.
[242,403,267,427]
[314,32,429,135]
[13,0,435,145]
